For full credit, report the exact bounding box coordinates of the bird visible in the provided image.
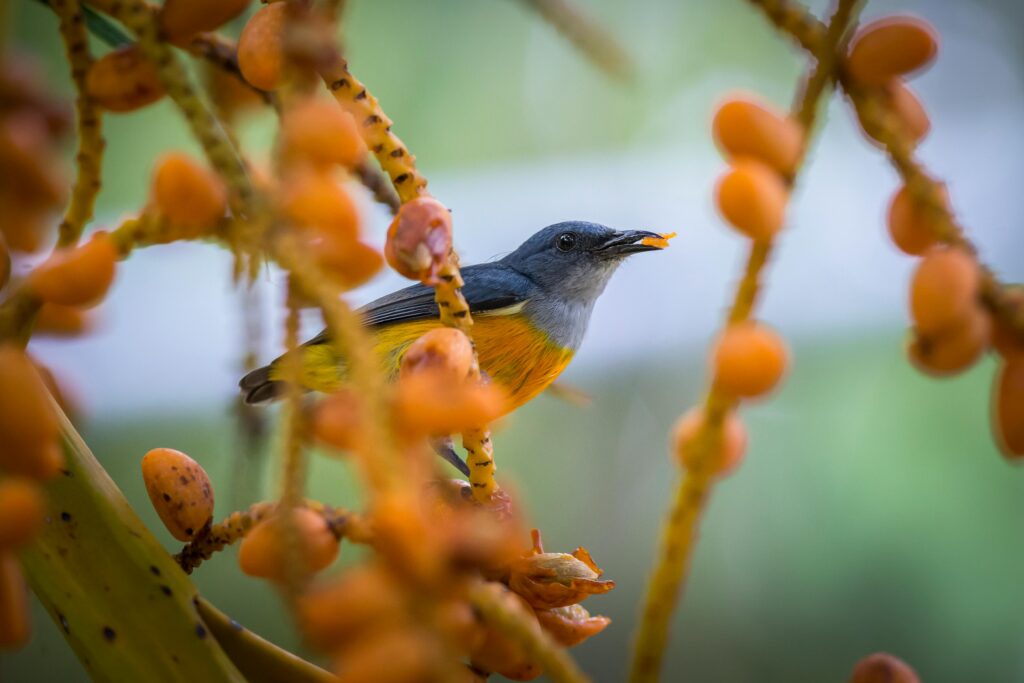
[240,221,668,467]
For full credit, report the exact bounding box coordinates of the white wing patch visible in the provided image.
[476,300,528,317]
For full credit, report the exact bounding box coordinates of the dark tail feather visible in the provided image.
[239,365,284,405]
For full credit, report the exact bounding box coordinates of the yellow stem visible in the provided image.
[321,58,429,203]
[628,3,861,680]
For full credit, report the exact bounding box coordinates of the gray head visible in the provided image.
[500,221,664,303]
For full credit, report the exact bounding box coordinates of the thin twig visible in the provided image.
[515,0,635,83]
[52,0,105,248]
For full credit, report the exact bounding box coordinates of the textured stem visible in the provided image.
[52,0,105,248]
[322,59,429,203]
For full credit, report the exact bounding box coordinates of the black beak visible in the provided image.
[593,230,666,258]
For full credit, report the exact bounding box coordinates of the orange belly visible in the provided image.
[298,314,574,412]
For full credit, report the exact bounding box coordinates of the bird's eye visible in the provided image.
[556,232,578,252]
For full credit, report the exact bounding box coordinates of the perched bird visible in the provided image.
[241,221,667,468]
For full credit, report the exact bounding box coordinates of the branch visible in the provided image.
[628,3,863,681]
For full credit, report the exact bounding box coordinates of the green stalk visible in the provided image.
[20,407,247,683]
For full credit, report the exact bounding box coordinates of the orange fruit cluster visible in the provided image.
[680,96,798,478]
[848,17,1024,459]
[713,95,800,242]
[385,197,454,284]
[846,17,939,147]
[0,57,71,254]
[149,152,228,241]
[275,95,382,289]
[140,448,215,542]
[0,345,63,648]
[85,44,165,113]
[238,507,340,580]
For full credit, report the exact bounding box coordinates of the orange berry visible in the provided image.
[886,81,930,145]
[849,653,921,683]
[394,372,508,437]
[332,628,437,683]
[908,307,991,377]
[400,328,475,384]
[671,408,747,476]
[385,197,453,284]
[0,553,29,649]
[238,508,339,580]
[281,98,365,169]
[297,566,404,649]
[0,479,44,550]
[847,17,939,87]
[909,246,980,334]
[237,2,288,91]
[279,169,360,242]
[151,152,228,237]
[140,448,215,541]
[993,357,1024,459]
[991,286,1024,360]
[712,95,804,176]
[159,0,251,44]
[0,346,62,480]
[85,44,164,112]
[33,303,94,337]
[309,236,383,290]
[712,321,789,398]
[715,159,789,241]
[312,390,365,453]
[886,183,949,256]
[28,232,117,308]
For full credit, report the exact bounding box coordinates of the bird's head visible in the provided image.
[500,221,667,302]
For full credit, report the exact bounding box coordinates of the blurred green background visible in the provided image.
[5,0,1024,681]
